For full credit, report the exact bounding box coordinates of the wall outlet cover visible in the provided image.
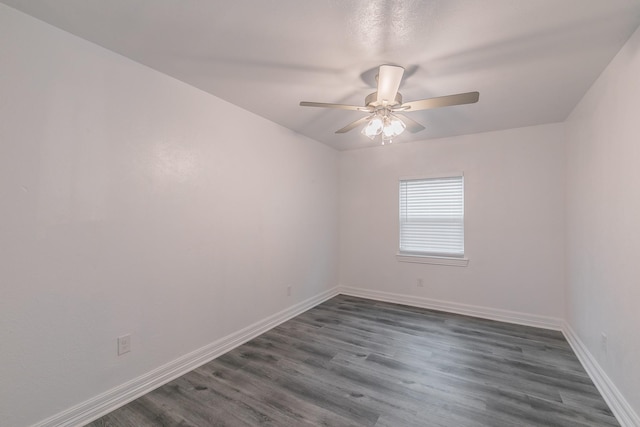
[118,334,132,356]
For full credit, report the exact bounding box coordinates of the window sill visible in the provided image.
[396,253,469,267]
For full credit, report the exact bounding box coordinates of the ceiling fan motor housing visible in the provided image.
[365,92,403,108]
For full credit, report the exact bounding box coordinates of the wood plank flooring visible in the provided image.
[87,296,619,427]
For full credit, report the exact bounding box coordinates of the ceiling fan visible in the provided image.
[299,65,479,144]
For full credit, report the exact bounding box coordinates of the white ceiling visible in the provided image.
[4,0,640,150]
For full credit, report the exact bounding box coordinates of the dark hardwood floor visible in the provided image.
[87,295,618,426]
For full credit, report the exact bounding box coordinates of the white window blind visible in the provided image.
[399,175,464,257]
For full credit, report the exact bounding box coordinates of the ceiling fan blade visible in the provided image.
[402,91,479,111]
[335,115,372,134]
[394,114,426,133]
[300,101,371,112]
[376,65,405,104]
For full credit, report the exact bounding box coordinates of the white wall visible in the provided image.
[339,124,565,321]
[565,24,640,416]
[0,5,338,426]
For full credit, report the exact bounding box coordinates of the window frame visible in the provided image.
[396,173,469,267]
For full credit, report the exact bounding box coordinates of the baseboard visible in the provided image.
[562,322,640,427]
[339,286,563,330]
[33,287,340,427]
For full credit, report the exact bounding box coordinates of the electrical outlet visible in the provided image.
[287,285,292,296]
[601,332,607,353]
[417,278,424,288]
[118,334,131,356]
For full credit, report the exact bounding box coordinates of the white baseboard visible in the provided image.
[339,286,563,330]
[33,287,340,427]
[562,322,640,427]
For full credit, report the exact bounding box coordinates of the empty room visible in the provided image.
[1,1,639,426]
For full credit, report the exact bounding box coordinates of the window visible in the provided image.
[399,175,465,261]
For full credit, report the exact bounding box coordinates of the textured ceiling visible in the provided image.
[3,0,640,150]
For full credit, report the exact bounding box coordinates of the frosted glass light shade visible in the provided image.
[383,115,406,137]
[362,116,384,139]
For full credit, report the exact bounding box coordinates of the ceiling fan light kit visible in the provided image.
[300,65,479,145]
[362,111,406,144]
